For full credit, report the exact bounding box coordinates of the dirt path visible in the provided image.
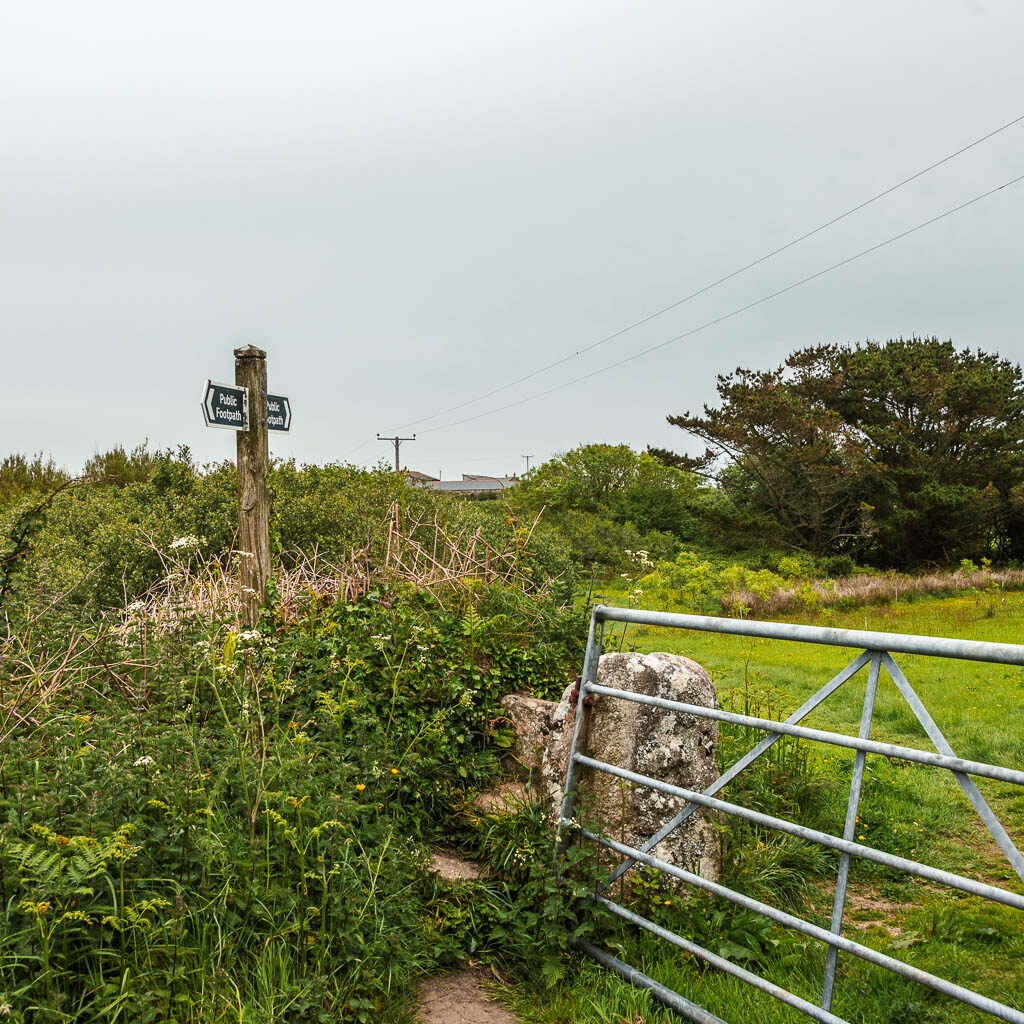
[416,968,519,1023]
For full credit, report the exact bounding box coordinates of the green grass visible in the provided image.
[515,588,1024,1023]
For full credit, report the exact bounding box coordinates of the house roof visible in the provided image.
[426,477,517,493]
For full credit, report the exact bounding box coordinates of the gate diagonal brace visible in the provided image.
[882,653,1024,883]
[601,651,872,889]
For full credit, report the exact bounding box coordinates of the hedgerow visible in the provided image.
[0,573,590,1022]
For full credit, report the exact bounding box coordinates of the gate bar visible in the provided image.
[593,605,1024,666]
[596,896,851,1024]
[575,940,729,1024]
[580,828,1024,1024]
[603,652,872,887]
[585,682,1024,786]
[572,753,1024,910]
[823,653,881,1010]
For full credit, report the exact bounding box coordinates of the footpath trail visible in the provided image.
[417,784,531,1023]
[416,968,519,1024]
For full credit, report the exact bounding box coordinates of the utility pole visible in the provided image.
[522,454,534,475]
[377,433,415,472]
[235,346,270,627]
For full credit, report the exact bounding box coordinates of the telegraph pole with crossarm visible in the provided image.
[377,433,416,472]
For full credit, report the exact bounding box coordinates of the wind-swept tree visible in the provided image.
[665,366,872,556]
[789,338,1024,562]
[663,338,1024,565]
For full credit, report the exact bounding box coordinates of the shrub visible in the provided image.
[0,572,588,1021]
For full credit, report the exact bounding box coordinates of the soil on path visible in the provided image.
[416,968,519,1024]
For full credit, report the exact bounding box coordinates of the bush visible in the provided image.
[0,575,589,1021]
[0,454,69,507]
[1,452,578,626]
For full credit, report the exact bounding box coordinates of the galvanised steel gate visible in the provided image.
[558,605,1024,1024]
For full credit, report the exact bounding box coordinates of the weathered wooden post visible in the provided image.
[234,345,270,627]
[201,349,289,627]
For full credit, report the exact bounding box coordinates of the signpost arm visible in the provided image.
[234,345,270,627]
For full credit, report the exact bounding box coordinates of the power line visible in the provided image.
[343,443,522,463]
[344,436,375,459]
[400,110,1024,430]
[419,169,1024,436]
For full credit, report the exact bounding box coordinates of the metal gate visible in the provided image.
[557,605,1024,1024]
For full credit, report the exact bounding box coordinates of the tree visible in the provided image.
[513,443,703,533]
[82,443,159,487]
[664,338,1024,565]
[0,453,69,506]
[513,444,644,516]
[665,366,873,556]
[791,338,1024,563]
[510,444,708,565]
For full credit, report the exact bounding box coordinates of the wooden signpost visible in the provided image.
[201,347,291,627]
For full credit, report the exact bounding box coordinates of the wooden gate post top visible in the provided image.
[234,344,267,361]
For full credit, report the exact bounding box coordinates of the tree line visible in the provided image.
[4,336,1021,591]
[506,337,1024,572]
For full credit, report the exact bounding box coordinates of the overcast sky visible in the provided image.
[4,0,1024,480]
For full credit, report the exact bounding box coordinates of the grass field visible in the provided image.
[512,588,1024,1023]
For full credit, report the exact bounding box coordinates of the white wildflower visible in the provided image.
[169,535,200,550]
[134,756,155,767]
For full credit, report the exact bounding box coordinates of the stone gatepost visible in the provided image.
[502,651,720,882]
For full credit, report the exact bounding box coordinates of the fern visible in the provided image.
[10,822,141,919]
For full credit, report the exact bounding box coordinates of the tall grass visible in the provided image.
[0,525,587,1022]
[723,565,1022,618]
[122,502,555,633]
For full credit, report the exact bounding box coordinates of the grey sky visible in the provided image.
[4,0,1024,480]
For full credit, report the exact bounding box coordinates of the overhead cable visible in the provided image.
[400,110,1024,430]
[418,170,1024,435]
